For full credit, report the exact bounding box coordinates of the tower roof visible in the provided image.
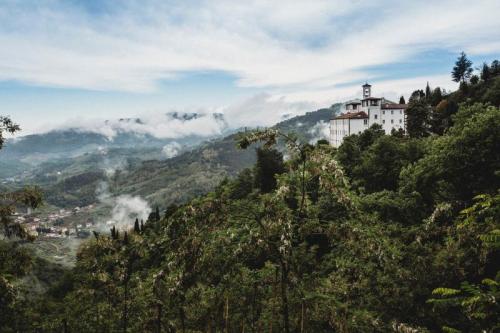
[362,82,371,87]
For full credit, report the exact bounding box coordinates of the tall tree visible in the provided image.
[406,99,430,138]
[134,218,140,233]
[399,96,406,104]
[480,62,490,81]
[425,82,431,100]
[452,52,473,83]
[253,148,286,193]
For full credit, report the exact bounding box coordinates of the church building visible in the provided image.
[330,83,407,147]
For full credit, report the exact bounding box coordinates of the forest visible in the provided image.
[1,54,499,332]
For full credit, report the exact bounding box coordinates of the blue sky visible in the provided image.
[0,0,499,134]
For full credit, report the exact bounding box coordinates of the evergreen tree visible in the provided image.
[430,87,443,106]
[399,96,406,104]
[134,218,140,233]
[140,220,144,232]
[155,207,160,222]
[253,148,285,193]
[123,231,129,244]
[425,82,431,99]
[452,51,473,83]
[470,74,479,85]
[406,98,430,138]
[480,62,490,81]
[111,225,117,239]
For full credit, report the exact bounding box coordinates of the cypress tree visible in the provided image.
[111,225,116,239]
[399,96,406,104]
[140,220,144,232]
[134,218,140,233]
[425,82,431,100]
[123,231,129,245]
[155,207,160,221]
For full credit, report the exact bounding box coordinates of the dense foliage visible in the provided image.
[1,55,499,332]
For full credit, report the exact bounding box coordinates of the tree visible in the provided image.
[134,218,140,233]
[430,99,458,135]
[405,99,430,138]
[452,51,473,83]
[399,96,406,104]
[481,62,491,81]
[0,116,20,150]
[253,148,285,193]
[401,103,500,207]
[425,82,432,100]
[430,87,443,106]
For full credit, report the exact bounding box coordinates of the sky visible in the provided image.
[1,0,499,135]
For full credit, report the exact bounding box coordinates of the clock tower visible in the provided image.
[362,82,371,99]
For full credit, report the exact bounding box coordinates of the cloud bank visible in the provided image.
[0,0,497,94]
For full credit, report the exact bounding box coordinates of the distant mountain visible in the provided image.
[110,104,341,207]
[0,112,230,177]
[4,104,340,208]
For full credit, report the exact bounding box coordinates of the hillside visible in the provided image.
[3,104,340,208]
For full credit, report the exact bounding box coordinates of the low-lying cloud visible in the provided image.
[308,121,330,144]
[162,141,182,158]
[96,181,151,232]
[45,111,228,140]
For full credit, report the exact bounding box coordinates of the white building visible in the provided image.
[330,83,407,147]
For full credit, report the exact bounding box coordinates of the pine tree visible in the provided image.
[425,82,431,99]
[481,62,490,82]
[452,51,473,83]
[155,207,160,222]
[254,148,286,193]
[399,96,406,104]
[406,99,430,138]
[134,218,140,233]
[111,225,116,239]
[430,87,443,106]
[140,220,144,233]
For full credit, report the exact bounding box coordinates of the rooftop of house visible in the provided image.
[332,111,369,120]
[381,103,408,109]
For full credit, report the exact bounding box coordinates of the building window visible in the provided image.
[382,120,385,124]
[391,119,394,124]
[400,110,402,114]
[382,110,385,115]
[363,119,368,125]
[399,119,402,123]
[391,110,394,115]
[374,114,378,119]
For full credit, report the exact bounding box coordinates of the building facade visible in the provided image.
[330,83,407,147]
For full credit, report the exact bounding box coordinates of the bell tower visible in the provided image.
[362,82,371,98]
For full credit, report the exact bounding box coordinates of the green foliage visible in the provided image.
[3,59,500,333]
[452,52,473,83]
[253,147,286,193]
[406,98,430,138]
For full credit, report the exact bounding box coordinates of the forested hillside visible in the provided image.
[1,56,499,332]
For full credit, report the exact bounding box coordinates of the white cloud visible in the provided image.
[96,181,151,232]
[162,141,181,158]
[308,121,330,144]
[1,0,498,134]
[42,111,228,140]
[0,0,498,93]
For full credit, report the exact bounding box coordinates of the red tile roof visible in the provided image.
[381,103,407,109]
[333,111,368,120]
